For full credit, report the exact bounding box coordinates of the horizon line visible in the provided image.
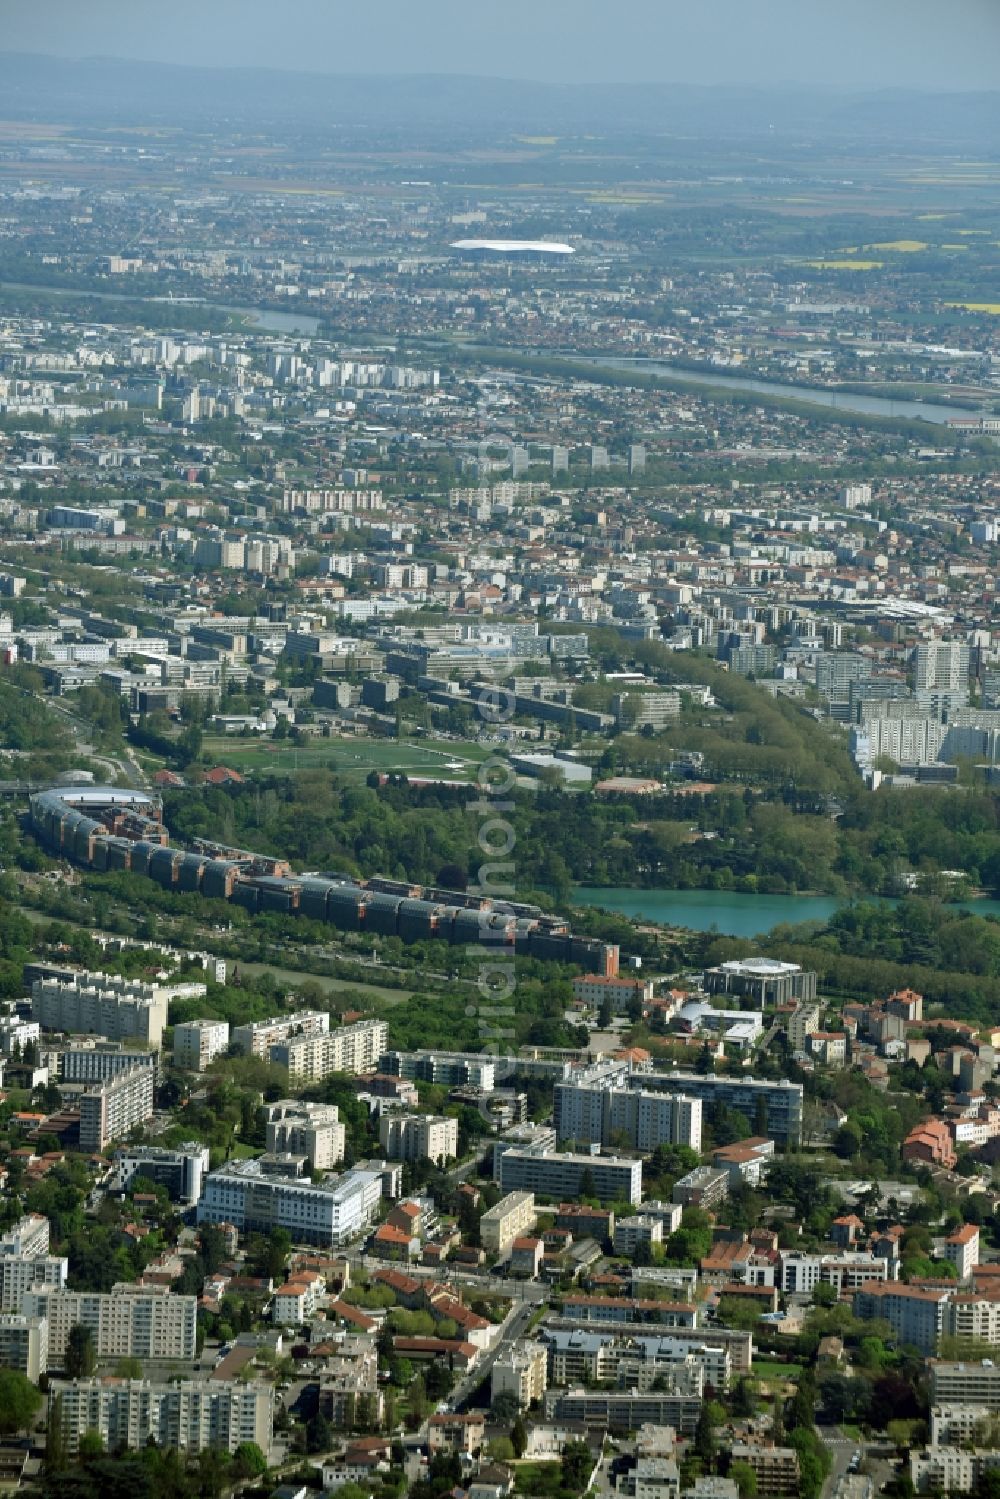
[0,51,998,97]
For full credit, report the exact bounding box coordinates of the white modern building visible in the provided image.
[703,958,817,1007]
[853,1282,951,1353]
[915,641,970,693]
[932,1360,1000,1409]
[0,1215,51,1260]
[781,1252,894,1295]
[196,1159,383,1246]
[111,1143,210,1205]
[555,1081,702,1153]
[0,1232,67,1314]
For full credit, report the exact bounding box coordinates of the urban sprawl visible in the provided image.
[1,60,1000,1499]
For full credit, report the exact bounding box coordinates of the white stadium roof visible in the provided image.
[450,238,575,255]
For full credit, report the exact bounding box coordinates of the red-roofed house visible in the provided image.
[902,1119,957,1170]
[372,1223,419,1261]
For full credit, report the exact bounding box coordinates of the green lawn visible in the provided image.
[752,1359,804,1381]
[514,1461,562,1494]
[200,734,493,783]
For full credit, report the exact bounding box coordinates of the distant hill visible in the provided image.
[0,51,998,147]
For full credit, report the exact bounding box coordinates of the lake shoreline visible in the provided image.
[570,885,1000,939]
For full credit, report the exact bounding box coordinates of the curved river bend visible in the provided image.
[577,357,986,427]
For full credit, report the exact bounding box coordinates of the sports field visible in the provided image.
[200,733,495,783]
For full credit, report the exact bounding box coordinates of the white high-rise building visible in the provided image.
[554,1081,702,1154]
[231,1010,330,1059]
[270,1017,388,1082]
[0,1313,47,1382]
[174,1019,230,1072]
[48,1377,273,1456]
[265,1100,346,1170]
[0,1215,50,1260]
[0,1214,66,1314]
[0,1253,67,1313]
[378,1114,459,1166]
[78,1064,155,1151]
[914,641,970,693]
[22,1284,197,1367]
[31,972,204,1050]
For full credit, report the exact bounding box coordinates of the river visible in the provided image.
[577,357,986,427]
[213,305,322,334]
[0,280,322,336]
[572,886,1000,938]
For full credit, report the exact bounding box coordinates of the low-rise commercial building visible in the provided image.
[111,1143,210,1205]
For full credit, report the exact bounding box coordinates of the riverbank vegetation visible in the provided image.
[698,896,1000,1025]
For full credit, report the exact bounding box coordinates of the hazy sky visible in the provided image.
[4,0,998,91]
